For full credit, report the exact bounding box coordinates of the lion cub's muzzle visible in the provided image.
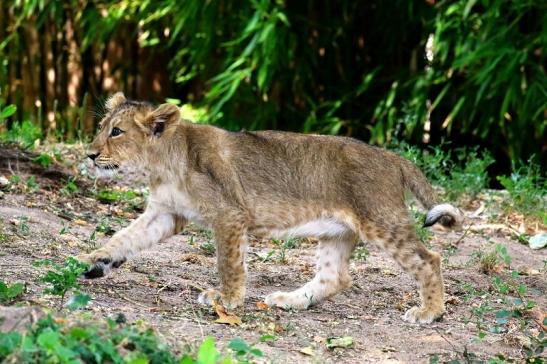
[87,152,120,171]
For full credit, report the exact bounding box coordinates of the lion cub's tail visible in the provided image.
[399,157,464,229]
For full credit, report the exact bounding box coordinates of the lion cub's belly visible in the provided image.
[268,218,351,239]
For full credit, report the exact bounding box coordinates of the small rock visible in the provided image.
[529,233,547,250]
[0,306,45,332]
[0,175,8,187]
[299,346,315,356]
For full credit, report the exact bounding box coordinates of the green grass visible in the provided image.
[0,120,41,149]
[397,143,545,222]
[60,178,79,195]
[0,281,24,304]
[352,244,369,262]
[397,143,494,201]
[95,188,145,212]
[497,160,546,223]
[95,189,139,204]
[32,153,54,168]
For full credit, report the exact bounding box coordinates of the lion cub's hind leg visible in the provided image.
[265,232,358,309]
[361,218,445,324]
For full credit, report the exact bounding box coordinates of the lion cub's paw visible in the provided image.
[265,291,311,310]
[197,289,244,310]
[78,250,126,279]
[403,306,445,324]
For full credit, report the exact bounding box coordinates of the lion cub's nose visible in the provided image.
[87,153,99,161]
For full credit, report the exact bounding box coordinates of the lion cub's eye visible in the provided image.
[110,127,124,137]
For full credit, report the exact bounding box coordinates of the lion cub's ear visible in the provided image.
[137,103,180,137]
[105,92,126,111]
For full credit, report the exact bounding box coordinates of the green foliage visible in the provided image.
[25,176,39,192]
[412,210,432,243]
[399,143,494,200]
[0,120,41,149]
[497,161,546,222]
[94,189,145,213]
[460,245,545,362]
[259,238,303,263]
[32,153,54,168]
[33,257,90,309]
[0,316,262,364]
[3,0,544,169]
[0,104,16,123]
[60,178,79,195]
[0,281,24,304]
[470,243,512,275]
[352,243,369,262]
[378,0,546,165]
[227,337,263,361]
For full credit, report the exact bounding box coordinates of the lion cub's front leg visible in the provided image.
[198,219,247,309]
[80,210,185,278]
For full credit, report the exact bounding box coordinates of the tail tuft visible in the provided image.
[424,203,464,229]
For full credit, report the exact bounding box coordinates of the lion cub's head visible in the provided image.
[87,92,180,173]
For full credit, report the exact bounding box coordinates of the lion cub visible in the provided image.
[81,92,463,324]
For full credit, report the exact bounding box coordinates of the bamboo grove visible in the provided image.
[1,0,545,172]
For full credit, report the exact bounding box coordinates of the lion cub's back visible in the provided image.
[229,130,405,204]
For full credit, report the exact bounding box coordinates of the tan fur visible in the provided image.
[81,93,463,323]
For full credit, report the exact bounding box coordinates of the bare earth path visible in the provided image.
[0,144,545,363]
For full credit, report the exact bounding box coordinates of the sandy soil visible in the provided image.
[0,144,545,363]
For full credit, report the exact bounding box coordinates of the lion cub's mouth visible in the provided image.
[94,164,120,178]
[95,163,120,170]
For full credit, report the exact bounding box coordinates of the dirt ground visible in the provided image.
[0,143,545,363]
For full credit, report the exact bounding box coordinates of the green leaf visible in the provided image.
[197,337,218,364]
[0,105,17,119]
[66,293,91,310]
[33,154,54,168]
[0,282,24,303]
[463,0,478,19]
[179,355,197,364]
[0,332,22,357]
[37,329,60,350]
[228,337,251,355]
[326,336,353,349]
[127,357,149,364]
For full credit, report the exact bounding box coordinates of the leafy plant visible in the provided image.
[497,160,546,222]
[0,104,16,124]
[33,257,90,310]
[461,247,544,362]
[60,178,79,195]
[199,241,216,256]
[95,188,144,211]
[0,281,24,304]
[0,120,41,149]
[95,189,138,203]
[227,337,264,361]
[0,315,263,364]
[25,176,39,192]
[32,153,54,168]
[8,174,21,185]
[469,244,511,275]
[398,143,494,200]
[352,244,369,262]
